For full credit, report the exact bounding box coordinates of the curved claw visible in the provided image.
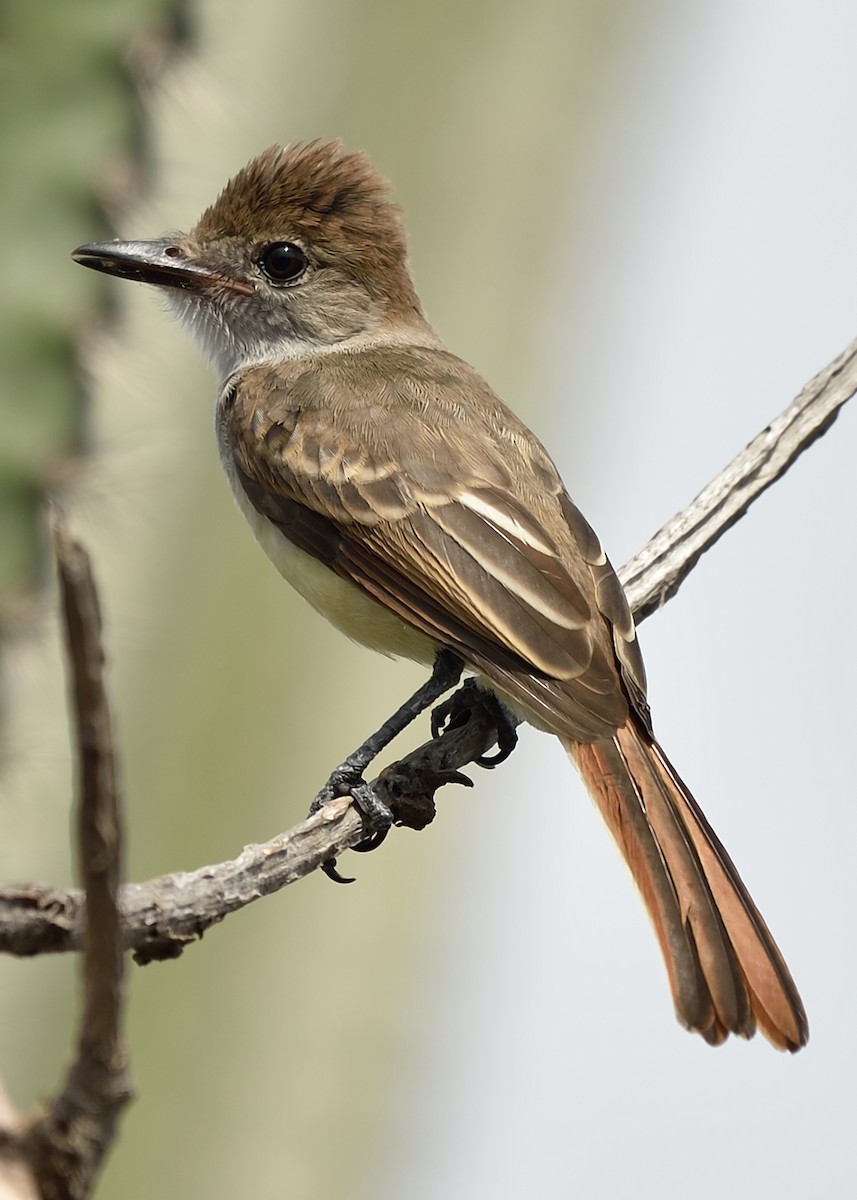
[442,770,474,789]
[431,681,520,768]
[315,781,393,882]
[475,724,518,768]
[310,771,346,813]
[351,827,390,854]
[431,680,478,738]
[430,700,450,740]
[322,858,356,884]
[475,747,511,767]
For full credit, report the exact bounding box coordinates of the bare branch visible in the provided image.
[0,701,497,963]
[5,517,132,1199]
[619,334,857,620]
[0,335,855,964]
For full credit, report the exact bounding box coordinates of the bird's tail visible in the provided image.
[565,720,808,1050]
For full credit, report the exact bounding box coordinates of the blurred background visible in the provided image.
[1,1,855,1196]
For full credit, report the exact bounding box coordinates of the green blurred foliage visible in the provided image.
[0,0,189,626]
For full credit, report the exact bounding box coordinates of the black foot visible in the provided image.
[313,774,393,884]
[312,649,464,813]
[431,679,520,767]
[312,650,465,883]
[311,771,393,824]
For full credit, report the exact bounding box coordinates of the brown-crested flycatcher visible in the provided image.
[73,141,807,1050]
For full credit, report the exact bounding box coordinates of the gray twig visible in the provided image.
[619,335,857,618]
[0,517,132,1199]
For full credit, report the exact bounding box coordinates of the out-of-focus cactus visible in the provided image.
[0,0,190,637]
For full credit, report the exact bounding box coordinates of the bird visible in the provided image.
[72,140,808,1050]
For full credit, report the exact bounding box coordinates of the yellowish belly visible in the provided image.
[232,482,438,664]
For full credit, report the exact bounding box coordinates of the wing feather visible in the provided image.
[222,353,644,740]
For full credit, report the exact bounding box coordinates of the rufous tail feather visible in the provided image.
[565,720,807,1050]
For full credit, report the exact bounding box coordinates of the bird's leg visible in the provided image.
[431,678,520,766]
[312,651,463,879]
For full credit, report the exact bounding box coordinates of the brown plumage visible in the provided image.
[71,140,809,1050]
[569,728,805,1048]
[221,343,807,1049]
[194,141,422,318]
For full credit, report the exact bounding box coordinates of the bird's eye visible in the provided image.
[258,242,308,285]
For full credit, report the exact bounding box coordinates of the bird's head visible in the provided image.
[73,141,429,381]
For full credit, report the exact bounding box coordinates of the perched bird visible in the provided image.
[73,141,807,1050]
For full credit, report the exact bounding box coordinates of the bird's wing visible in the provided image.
[223,355,647,740]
